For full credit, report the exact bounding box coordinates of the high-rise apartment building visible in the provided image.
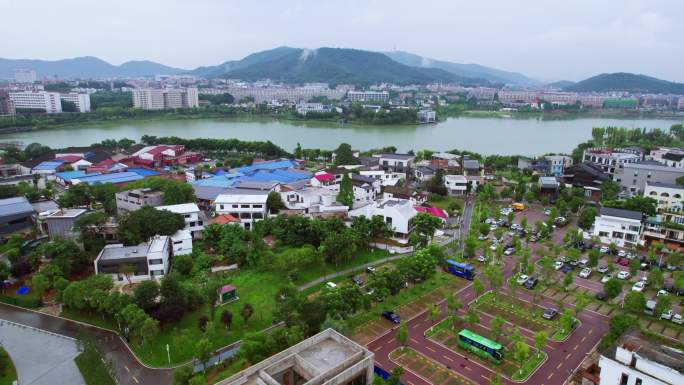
[132,88,199,110]
[0,91,16,116]
[14,69,37,83]
[60,93,92,112]
[9,91,62,113]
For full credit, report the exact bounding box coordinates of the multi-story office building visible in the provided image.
[577,94,605,108]
[678,96,684,111]
[347,90,389,103]
[9,91,62,113]
[115,188,164,213]
[132,88,199,110]
[215,192,268,230]
[0,91,15,116]
[60,93,92,112]
[643,182,684,212]
[14,69,37,83]
[592,207,642,248]
[217,329,374,385]
[615,161,684,195]
[156,203,205,238]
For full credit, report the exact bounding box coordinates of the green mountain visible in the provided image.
[564,73,684,94]
[190,47,489,85]
[382,50,538,86]
[0,56,184,79]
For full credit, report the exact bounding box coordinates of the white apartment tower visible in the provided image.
[9,91,62,113]
[132,88,199,110]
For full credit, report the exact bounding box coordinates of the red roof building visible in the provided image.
[414,206,449,220]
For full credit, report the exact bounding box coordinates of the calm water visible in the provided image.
[1,116,681,155]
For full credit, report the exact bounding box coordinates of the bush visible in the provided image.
[0,294,42,308]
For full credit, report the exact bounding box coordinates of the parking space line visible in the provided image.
[588,328,593,335]
[464,366,472,371]
[574,344,579,351]
[425,346,436,353]
[556,362,563,369]
[565,353,572,360]
[410,338,420,344]
[547,373,554,380]
[124,365,130,373]
[443,355,453,361]
[581,336,587,342]
[132,376,139,384]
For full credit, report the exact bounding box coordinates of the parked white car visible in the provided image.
[617,250,627,258]
[601,274,613,283]
[600,246,610,254]
[554,261,564,270]
[597,265,609,273]
[657,289,669,297]
[617,271,630,280]
[660,309,674,320]
[631,281,645,292]
[516,275,529,285]
[579,268,592,279]
[672,314,684,325]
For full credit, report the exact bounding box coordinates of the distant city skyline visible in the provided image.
[1,0,682,82]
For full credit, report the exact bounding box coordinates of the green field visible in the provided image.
[0,348,17,385]
[75,349,116,385]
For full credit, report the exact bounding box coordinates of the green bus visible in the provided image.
[457,329,503,364]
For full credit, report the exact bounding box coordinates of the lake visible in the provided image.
[1,116,681,155]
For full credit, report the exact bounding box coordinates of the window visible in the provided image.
[240,204,250,208]
[232,204,238,208]
[635,378,642,385]
[619,373,628,385]
[173,240,183,245]
[252,213,263,219]
[253,204,263,208]
[219,205,224,210]
[148,258,163,265]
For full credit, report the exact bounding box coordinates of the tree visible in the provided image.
[464,309,480,326]
[31,274,50,298]
[173,254,193,276]
[334,143,356,165]
[447,293,461,316]
[294,142,303,159]
[562,272,574,291]
[629,259,640,276]
[427,303,440,325]
[241,303,254,326]
[221,310,233,329]
[134,280,160,311]
[603,279,623,299]
[649,268,664,289]
[336,173,354,207]
[513,341,530,375]
[119,206,185,245]
[600,180,619,201]
[484,265,504,295]
[140,317,159,349]
[623,291,646,315]
[396,321,408,348]
[577,207,597,230]
[172,366,193,385]
[655,296,672,318]
[559,309,575,334]
[119,264,136,286]
[534,331,548,358]
[267,191,284,214]
[473,278,485,297]
[490,315,505,341]
[411,213,442,247]
[574,292,590,316]
[194,338,212,371]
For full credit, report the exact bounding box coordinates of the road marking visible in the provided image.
[443,355,453,362]
[373,346,383,352]
[556,362,563,369]
[410,338,420,344]
[481,374,490,381]
[425,346,436,353]
[124,365,130,373]
[588,328,593,335]
[464,366,472,371]
[574,344,579,351]
[132,376,139,384]
[581,336,587,342]
[547,373,554,380]
[566,353,572,360]
[408,382,416,385]
[412,323,422,329]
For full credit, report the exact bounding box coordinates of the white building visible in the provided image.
[373,153,415,174]
[14,69,37,83]
[349,198,417,238]
[417,109,436,123]
[170,229,193,256]
[592,207,643,248]
[444,174,468,195]
[9,91,62,113]
[94,235,171,282]
[280,187,348,214]
[359,170,404,186]
[295,103,332,115]
[595,331,683,385]
[132,88,199,110]
[347,90,389,103]
[156,203,204,238]
[582,148,642,176]
[60,93,92,112]
[215,193,268,230]
[643,182,684,212]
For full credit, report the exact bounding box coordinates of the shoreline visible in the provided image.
[0,109,681,136]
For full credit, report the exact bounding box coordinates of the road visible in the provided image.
[0,303,172,385]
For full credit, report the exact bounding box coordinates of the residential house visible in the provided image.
[593,330,683,385]
[156,203,205,239]
[431,152,460,170]
[444,174,468,195]
[170,229,193,256]
[382,186,428,205]
[582,148,642,176]
[658,152,684,168]
[591,207,642,248]
[538,176,561,198]
[0,197,34,234]
[517,157,549,174]
[359,170,404,186]
[129,144,202,168]
[373,153,414,175]
[563,162,610,188]
[349,198,418,238]
[116,188,164,213]
[417,109,436,123]
[46,208,88,240]
[545,155,573,177]
[94,235,171,282]
[215,192,269,230]
[614,161,684,196]
[280,186,348,215]
[414,165,437,182]
[643,182,684,212]
[643,211,684,252]
[463,159,482,176]
[350,174,381,206]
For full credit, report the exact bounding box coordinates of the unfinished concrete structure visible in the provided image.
[217,329,374,385]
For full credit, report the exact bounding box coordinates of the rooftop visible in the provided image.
[98,242,150,262]
[47,208,87,219]
[373,153,414,161]
[600,207,642,221]
[0,196,34,218]
[215,193,269,204]
[156,203,200,214]
[604,329,684,377]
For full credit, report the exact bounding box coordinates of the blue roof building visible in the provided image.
[127,168,161,177]
[74,172,145,186]
[32,160,64,173]
[236,160,298,174]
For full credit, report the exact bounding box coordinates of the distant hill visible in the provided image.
[189,47,489,86]
[0,56,185,79]
[544,80,575,89]
[564,73,684,94]
[383,50,539,86]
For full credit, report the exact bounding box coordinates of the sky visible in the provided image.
[2,0,683,82]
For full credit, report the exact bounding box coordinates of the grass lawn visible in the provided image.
[291,248,390,285]
[0,348,17,385]
[75,349,116,385]
[428,195,464,212]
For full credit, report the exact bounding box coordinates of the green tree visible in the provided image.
[427,303,440,325]
[577,207,597,230]
[267,191,284,213]
[241,303,254,326]
[603,279,623,299]
[134,280,160,311]
[334,143,356,165]
[514,341,530,375]
[473,278,485,297]
[600,180,619,201]
[559,309,575,334]
[396,321,408,348]
[534,331,548,359]
[411,212,442,247]
[563,272,574,291]
[294,142,302,159]
[623,291,646,315]
[119,206,185,245]
[655,296,672,318]
[336,173,354,207]
[490,315,505,341]
[194,338,212,371]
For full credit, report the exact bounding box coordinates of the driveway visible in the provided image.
[0,320,85,385]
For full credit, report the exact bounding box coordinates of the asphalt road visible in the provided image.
[0,303,172,385]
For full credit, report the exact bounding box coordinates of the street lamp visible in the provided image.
[166,344,171,365]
